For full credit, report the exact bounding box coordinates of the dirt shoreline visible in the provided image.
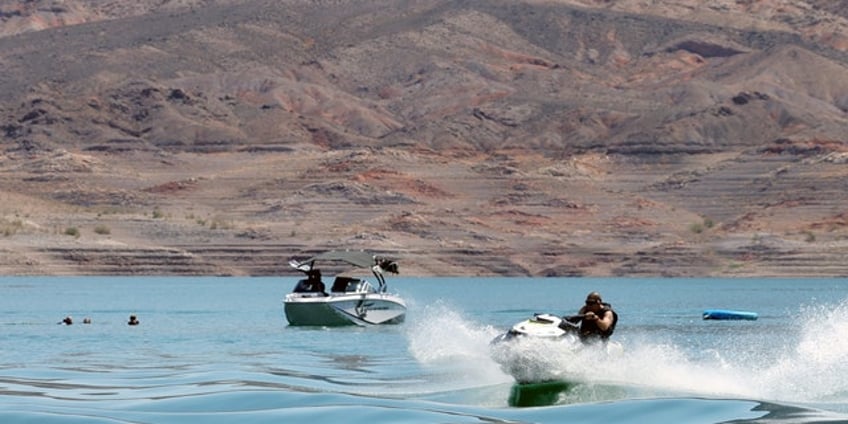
[1,1,847,277]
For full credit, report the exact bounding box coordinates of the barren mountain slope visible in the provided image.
[0,0,846,276]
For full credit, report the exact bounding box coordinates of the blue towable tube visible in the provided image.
[702,309,758,320]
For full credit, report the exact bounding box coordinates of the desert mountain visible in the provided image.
[1,0,847,277]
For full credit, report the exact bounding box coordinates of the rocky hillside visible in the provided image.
[0,0,847,277]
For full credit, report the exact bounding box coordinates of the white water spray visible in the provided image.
[565,300,848,404]
[753,299,848,402]
[405,297,848,407]
[405,300,510,387]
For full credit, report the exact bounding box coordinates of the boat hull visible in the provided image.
[284,293,406,326]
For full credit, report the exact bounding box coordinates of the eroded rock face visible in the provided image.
[0,0,847,277]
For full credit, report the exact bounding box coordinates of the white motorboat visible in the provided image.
[283,250,406,326]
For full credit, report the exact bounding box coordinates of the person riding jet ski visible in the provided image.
[490,291,619,345]
[563,291,618,342]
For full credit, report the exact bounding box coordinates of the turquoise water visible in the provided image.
[1,276,847,423]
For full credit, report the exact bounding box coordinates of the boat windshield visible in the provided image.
[330,277,374,293]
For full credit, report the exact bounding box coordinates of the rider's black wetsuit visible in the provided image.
[578,303,618,342]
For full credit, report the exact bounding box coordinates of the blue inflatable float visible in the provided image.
[702,309,758,321]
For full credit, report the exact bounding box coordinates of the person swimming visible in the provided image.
[128,315,140,326]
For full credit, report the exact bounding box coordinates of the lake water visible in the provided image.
[2,276,848,423]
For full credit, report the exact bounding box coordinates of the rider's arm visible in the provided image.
[594,310,613,331]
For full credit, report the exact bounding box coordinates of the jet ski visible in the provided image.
[490,313,583,344]
[489,312,622,384]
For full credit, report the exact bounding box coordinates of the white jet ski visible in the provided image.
[489,312,622,384]
[490,313,583,344]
